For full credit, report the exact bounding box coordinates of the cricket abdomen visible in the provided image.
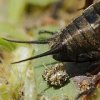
[62,1,100,54]
[52,1,100,62]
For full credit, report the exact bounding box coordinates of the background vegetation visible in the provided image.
[0,0,99,100]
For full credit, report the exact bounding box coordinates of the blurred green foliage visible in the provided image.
[0,0,99,100]
[29,0,57,6]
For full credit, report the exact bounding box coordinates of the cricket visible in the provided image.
[3,0,100,99]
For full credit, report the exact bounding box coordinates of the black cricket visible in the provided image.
[3,1,100,99]
[3,1,100,65]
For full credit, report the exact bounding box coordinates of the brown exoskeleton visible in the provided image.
[3,0,100,99]
[3,1,100,64]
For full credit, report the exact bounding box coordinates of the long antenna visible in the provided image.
[3,38,49,44]
[11,45,62,64]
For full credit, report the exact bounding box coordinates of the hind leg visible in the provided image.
[75,51,100,63]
